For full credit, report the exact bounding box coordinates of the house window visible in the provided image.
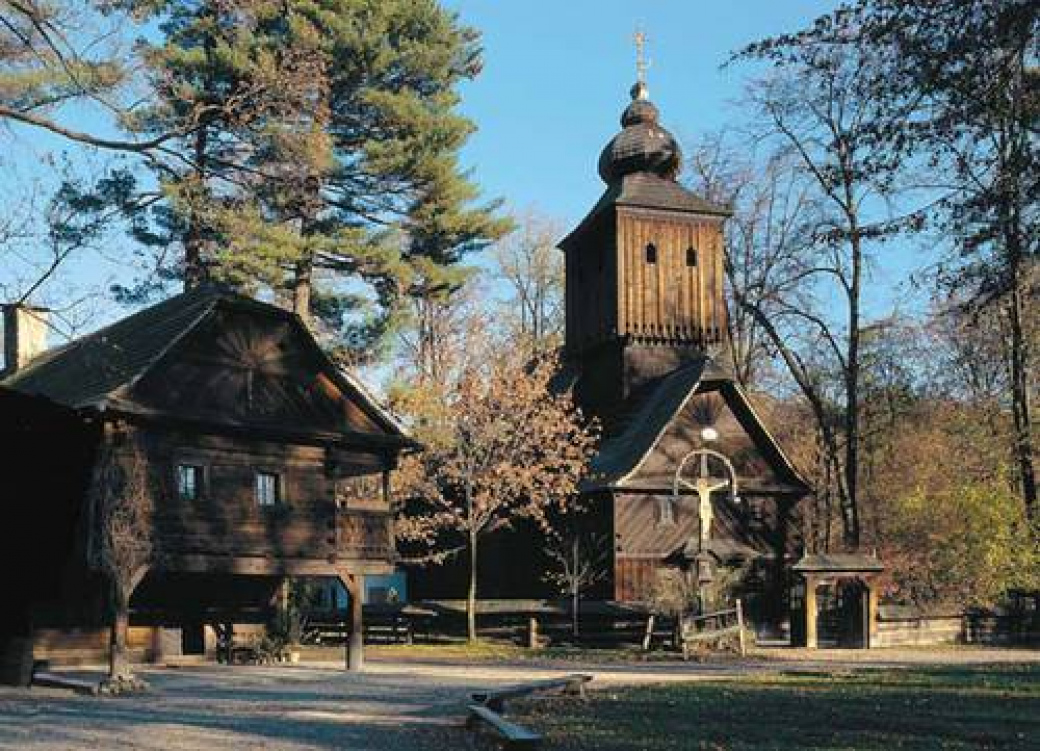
[176,464,203,501]
[645,243,658,264]
[255,471,281,507]
[686,246,698,267]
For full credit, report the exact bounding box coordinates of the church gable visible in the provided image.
[621,380,808,493]
[124,304,391,438]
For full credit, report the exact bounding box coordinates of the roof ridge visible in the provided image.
[4,287,220,384]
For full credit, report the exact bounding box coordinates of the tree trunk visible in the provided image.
[183,120,211,291]
[572,537,580,637]
[1008,249,1036,520]
[843,228,863,550]
[108,592,130,680]
[293,254,313,326]
[466,528,478,643]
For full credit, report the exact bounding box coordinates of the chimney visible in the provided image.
[2,304,50,375]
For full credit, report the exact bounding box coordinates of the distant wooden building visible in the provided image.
[0,287,411,679]
[563,80,810,628]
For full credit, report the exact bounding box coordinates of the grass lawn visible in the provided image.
[306,640,703,664]
[508,665,1040,750]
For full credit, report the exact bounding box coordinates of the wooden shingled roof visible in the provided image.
[1,285,408,442]
[581,356,809,493]
[559,173,730,251]
[793,554,884,573]
[3,287,218,410]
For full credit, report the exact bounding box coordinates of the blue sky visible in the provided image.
[2,0,930,344]
[444,1,834,225]
[441,0,924,316]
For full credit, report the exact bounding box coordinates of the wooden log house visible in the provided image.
[0,287,412,678]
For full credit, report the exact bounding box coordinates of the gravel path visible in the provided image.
[1,646,1037,750]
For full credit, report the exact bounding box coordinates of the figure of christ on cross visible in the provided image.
[672,448,739,551]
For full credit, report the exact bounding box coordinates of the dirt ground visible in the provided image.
[1,645,1037,750]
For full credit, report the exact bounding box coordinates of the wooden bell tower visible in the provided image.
[560,75,731,417]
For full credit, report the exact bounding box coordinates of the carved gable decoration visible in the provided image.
[585,360,808,494]
[129,307,385,436]
[630,384,798,492]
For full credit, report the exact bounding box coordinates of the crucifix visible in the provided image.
[673,445,739,603]
[633,26,651,98]
[672,445,739,550]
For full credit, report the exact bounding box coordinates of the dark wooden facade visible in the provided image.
[0,288,410,674]
[564,205,727,357]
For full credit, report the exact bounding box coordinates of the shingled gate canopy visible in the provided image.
[791,554,884,649]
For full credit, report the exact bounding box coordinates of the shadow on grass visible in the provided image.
[512,665,1040,751]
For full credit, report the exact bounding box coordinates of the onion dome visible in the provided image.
[597,81,682,184]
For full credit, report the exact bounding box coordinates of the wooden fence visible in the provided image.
[678,600,747,659]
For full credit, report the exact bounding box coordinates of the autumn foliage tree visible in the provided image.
[393,335,598,642]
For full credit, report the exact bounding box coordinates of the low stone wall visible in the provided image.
[875,605,1040,648]
[875,607,962,648]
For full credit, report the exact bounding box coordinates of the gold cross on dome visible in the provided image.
[634,27,651,86]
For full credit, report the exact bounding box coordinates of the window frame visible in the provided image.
[254,470,284,508]
[174,463,205,502]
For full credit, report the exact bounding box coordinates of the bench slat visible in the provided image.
[468,704,541,747]
[471,674,591,709]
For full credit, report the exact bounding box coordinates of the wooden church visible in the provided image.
[563,78,809,628]
[410,77,811,633]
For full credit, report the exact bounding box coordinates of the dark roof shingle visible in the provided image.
[1,286,408,441]
[2,287,221,408]
[560,174,731,251]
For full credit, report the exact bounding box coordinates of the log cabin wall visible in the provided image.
[125,428,393,569]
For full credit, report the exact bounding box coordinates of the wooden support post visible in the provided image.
[338,573,364,672]
[642,614,656,651]
[866,579,879,649]
[736,599,747,657]
[804,577,818,650]
[224,620,234,664]
[527,617,539,650]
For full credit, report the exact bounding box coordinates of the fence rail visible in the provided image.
[678,599,747,659]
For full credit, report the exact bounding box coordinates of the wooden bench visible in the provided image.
[471,673,592,712]
[467,704,541,749]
